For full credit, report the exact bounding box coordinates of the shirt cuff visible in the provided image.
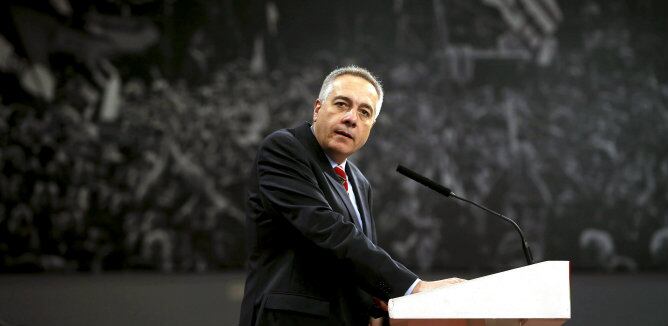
[404,278,421,296]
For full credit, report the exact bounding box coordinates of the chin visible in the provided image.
[327,147,353,160]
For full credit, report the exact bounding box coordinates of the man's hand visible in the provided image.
[411,278,466,294]
[369,297,388,326]
[369,317,384,326]
[372,296,388,311]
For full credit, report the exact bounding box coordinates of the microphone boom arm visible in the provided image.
[396,165,533,265]
[449,193,533,265]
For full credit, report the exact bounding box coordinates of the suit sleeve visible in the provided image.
[256,130,417,300]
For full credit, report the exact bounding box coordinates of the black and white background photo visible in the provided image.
[1,0,667,325]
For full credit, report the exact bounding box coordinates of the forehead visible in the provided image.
[329,75,379,101]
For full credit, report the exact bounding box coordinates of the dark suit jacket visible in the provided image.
[239,122,417,326]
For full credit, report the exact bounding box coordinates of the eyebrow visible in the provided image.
[332,95,351,104]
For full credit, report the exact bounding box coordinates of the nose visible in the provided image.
[342,109,357,127]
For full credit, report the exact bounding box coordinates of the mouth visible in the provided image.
[334,130,354,140]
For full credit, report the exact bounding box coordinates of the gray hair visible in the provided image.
[318,65,384,120]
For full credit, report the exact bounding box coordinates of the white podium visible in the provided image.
[388,261,571,326]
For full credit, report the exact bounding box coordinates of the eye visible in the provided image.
[335,101,347,108]
[359,108,372,118]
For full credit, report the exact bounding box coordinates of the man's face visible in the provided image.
[312,74,378,164]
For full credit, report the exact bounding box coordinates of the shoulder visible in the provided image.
[259,128,300,152]
[256,127,313,167]
[259,123,311,151]
[262,128,295,144]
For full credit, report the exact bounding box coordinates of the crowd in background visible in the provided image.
[1,0,667,272]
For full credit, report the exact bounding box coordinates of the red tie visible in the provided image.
[333,166,349,192]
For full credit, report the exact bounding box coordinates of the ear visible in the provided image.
[313,99,322,122]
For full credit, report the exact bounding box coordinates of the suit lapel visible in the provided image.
[291,123,358,225]
[325,174,358,226]
[347,165,373,238]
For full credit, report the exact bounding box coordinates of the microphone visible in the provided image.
[396,164,533,265]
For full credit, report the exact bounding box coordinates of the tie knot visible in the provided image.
[333,166,349,192]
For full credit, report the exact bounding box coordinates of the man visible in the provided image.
[240,66,462,325]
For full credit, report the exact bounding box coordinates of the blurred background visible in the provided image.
[1,0,667,325]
